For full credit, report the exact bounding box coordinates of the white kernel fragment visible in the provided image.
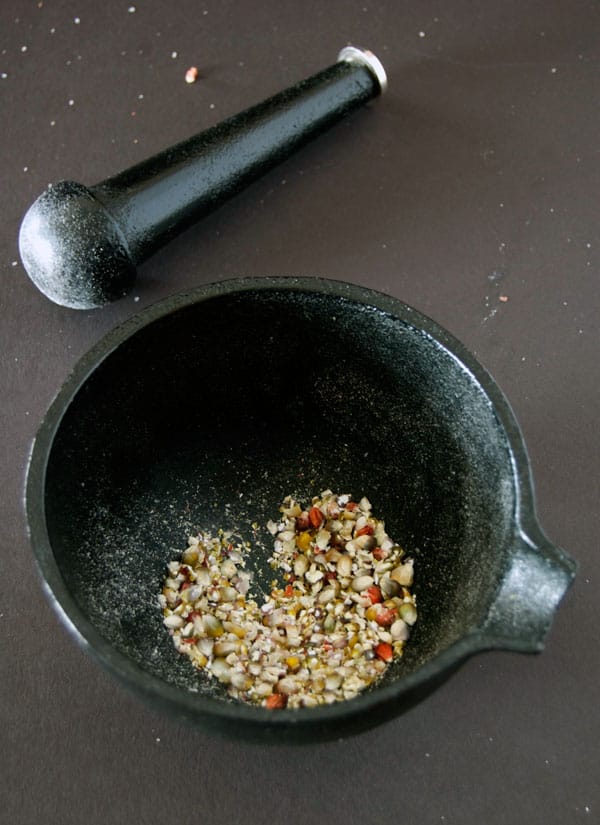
[351,575,374,592]
[391,619,410,640]
[390,560,414,586]
[163,614,184,629]
[211,658,232,683]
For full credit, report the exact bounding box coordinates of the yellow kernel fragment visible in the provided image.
[311,675,326,692]
[286,656,301,672]
[223,621,246,639]
[192,652,208,667]
[365,605,379,622]
[296,531,312,552]
[204,616,224,637]
[182,548,199,564]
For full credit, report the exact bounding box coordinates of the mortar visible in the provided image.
[25,277,576,742]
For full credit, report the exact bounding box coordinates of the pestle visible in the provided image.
[18,46,387,310]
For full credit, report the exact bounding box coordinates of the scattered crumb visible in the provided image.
[418,31,426,38]
[73,16,80,24]
[171,51,178,59]
[499,295,509,302]
[128,5,136,12]
[185,66,199,84]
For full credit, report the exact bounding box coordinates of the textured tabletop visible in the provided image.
[1,2,598,823]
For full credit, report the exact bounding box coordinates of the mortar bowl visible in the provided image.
[26,277,576,742]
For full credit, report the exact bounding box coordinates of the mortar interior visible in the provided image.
[44,288,515,699]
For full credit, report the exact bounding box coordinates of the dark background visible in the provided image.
[1,2,598,823]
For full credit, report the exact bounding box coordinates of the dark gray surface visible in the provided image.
[1,1,597,822]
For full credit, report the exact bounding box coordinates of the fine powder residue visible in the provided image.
[159,490,417,708]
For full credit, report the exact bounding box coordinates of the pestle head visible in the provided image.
[18,181,137,309]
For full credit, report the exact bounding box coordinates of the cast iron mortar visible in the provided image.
[25,277,576,742]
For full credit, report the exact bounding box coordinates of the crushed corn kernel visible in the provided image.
[160,491,417,708]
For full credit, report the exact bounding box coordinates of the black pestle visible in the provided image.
[18,47,387,310]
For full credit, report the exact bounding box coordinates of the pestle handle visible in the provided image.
[18,47,386,310]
